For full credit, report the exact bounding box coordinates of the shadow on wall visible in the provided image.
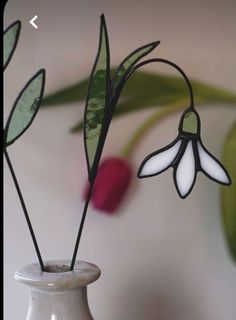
[114,273,204,320]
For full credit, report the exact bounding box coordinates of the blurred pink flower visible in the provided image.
[84,157,132,214]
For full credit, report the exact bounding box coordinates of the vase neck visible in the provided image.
[15,260,101,320]
[27,286,93,320]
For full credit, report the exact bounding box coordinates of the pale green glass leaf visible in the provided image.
[181,111,199,134]
[84,15,110,180]
[5,69,45,146]
[4,20,21,70]
[112,42,160,92]
[221,121,236,263]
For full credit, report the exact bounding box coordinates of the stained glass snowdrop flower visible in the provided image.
[138,108,231,199]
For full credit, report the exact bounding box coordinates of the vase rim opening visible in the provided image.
[44,264,71,273]
[15,260,101,291]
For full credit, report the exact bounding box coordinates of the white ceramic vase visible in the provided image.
[15,260,101,320]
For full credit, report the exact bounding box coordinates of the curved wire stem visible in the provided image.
[4,148,45,271]
[69,57,195,270]
[111,58,195,113]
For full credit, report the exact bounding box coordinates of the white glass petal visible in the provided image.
[197,142,230,184]
[176,141,195,197]
[140,139,182,177]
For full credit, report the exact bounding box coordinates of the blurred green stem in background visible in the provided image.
[221,121,236,263]
[120,98,191,157]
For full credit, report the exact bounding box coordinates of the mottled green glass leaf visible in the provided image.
[112,41,160,93]
[4,20,21,70]
[84,15,110,180]
[5,69,45,147]
[221,121,236,263]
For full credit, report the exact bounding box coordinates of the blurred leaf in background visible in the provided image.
[42,70,236,131]
[221,121,236,263]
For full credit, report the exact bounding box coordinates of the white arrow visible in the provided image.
[29,15,38,29]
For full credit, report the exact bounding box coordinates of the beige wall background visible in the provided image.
[4,0,236,319]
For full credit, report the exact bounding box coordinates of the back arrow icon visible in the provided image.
[30,15,38,29]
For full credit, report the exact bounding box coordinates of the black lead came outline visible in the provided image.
[70,14,199,268]
[83,14,111,183]
[4,69,46,147]
[3,69,46,271]
[71,14,111,270]
[4,20,46,271]
[5,15,230,272]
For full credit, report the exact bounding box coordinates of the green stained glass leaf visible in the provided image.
[4,20,21,70]
[84,14,110,180]
[4,69,45,147]
[221,121,236,263]
[112,41,160,93]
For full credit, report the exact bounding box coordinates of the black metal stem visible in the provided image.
[70,179,95,270]
[126,58,194,108]
[70,57,195,270]
[4,149,45,271]
[111,58,195,111]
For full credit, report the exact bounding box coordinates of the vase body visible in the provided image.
[15,260,101,320]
